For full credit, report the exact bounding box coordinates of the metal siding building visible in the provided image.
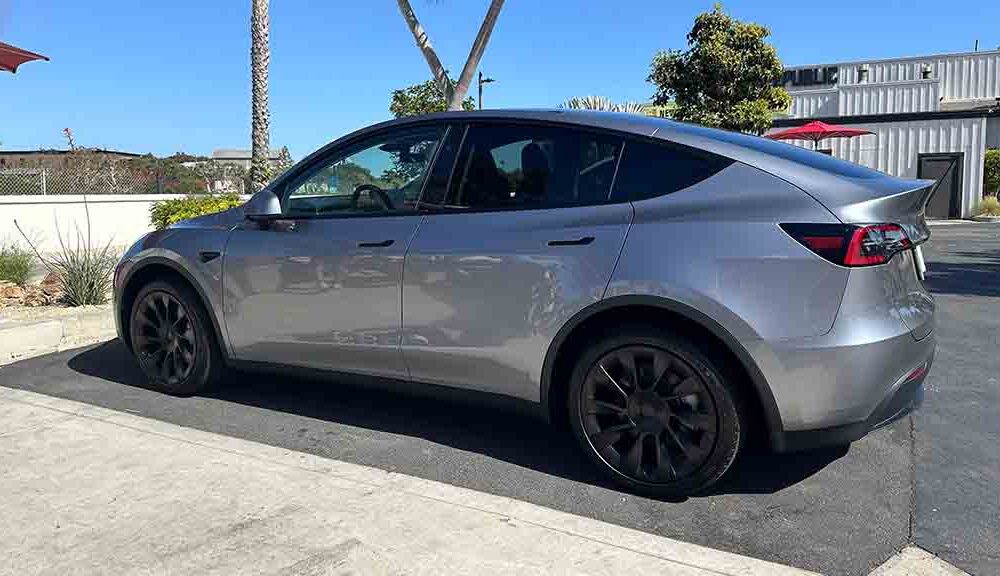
[774,50,1000,218]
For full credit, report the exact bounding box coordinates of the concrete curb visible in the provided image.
[0,305,115,365]
[870,546,970,575]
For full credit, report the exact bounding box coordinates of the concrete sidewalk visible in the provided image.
[0,385,816,576]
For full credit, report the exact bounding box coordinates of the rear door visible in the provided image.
[401,123,631,401]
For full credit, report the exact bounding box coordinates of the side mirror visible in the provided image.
[243,188,283,224]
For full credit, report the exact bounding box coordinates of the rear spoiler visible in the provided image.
[834,181,935,245]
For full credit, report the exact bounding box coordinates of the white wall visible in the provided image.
[802,50,1000,100]
[0,194,184,253]
[788,88,839,118]
[837,79,939,115]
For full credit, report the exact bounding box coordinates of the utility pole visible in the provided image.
[478,70,495,110]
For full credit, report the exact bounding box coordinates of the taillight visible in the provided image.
[781,223,912,267]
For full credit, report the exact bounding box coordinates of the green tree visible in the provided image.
[984,149,1000,197]
[647,4,790,134]
[390,79,475,118]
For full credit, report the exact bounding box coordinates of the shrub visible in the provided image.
[0,242,34,286]
[15,198,118,306]
[150,194,244,230]
[978,195,1000,217]
[48,242,118,306]
[985,149,1000,197]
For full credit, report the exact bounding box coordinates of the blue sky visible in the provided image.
[1,0,998,160]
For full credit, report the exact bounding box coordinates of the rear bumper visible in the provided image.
[778,344,931,451]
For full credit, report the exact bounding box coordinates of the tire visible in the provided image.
[128,278,223,396]
[566,325,746,498]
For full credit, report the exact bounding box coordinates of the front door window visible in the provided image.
[285,127,444,216]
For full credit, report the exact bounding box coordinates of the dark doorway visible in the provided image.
[919,153,963,219]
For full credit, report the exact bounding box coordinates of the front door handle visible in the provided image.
[358,239,395,248]
[548,236,594,247]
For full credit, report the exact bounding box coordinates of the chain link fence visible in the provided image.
[0,153,249,196]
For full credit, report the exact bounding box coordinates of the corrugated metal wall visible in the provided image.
[831,51,1000,100]
[838,80,939,115]
[771,117,987,217]
[788,89,838,118]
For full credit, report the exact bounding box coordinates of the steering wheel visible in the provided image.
[351,184,394,211]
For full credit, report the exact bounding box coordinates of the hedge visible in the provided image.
[149,194,244,230]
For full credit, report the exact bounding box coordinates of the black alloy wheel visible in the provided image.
[133,291,197,386]
[582,345,718,482]
[568,327,745,497]
[129,278,221,395]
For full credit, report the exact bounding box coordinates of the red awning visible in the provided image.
[0,41,49,73]
[766,121,873,144]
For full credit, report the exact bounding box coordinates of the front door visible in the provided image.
[919,153,963,219]
[224,125,446,379]
[401,123,632,401]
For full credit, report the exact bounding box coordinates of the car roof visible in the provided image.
[297,109,918,206]
[346,109,882,177]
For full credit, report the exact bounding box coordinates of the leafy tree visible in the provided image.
[396,0,505,111]
[390,79,475,118]
[274,146,294,178]
[647,4,790,134]
[985,149,1000,197]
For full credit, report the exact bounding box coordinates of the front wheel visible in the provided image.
[129,279,223,396]
[567,326,746,497]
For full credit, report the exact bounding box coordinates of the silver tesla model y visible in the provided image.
[114,110,935,496]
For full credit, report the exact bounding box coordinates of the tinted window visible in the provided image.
[447,124,622,210]
[418,125,464,207]
[284,126,443,216]
[611,139,733,201]
[666,121,882,179]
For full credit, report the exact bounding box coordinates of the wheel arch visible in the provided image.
[119,257,229,359]
[540,295,784,449]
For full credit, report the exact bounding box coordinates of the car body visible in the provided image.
[114,110,935,495]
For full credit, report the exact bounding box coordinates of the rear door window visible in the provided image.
[445,124,623,210]
[611,139,734,202]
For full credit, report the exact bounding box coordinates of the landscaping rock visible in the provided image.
[0,281,25,300]
[40,271,63,303]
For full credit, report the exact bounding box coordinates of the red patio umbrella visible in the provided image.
[0,41,49,73]
[766,120,873,149]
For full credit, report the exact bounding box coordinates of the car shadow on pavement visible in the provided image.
[923,248,1000,298]
[67,340,846,501]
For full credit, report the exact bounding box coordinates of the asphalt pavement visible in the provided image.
[1,223,996,576]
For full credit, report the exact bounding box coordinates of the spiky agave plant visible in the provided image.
[561,95,647,114]
[15,196,118,306]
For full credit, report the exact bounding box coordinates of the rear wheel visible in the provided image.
[567,326,745,497]
[129,279,222,396]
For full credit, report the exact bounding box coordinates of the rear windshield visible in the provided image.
[667,121,883,180]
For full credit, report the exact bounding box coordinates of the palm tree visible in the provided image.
[396,0,505,111]
[561,96,648,114]
[250,0,271,191]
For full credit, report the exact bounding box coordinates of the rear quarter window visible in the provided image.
[611,139,734,201]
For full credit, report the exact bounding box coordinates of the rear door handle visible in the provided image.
[548,236,594,247]
[357,239,395,248]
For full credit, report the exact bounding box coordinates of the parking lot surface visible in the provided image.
[1,223,997,576]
